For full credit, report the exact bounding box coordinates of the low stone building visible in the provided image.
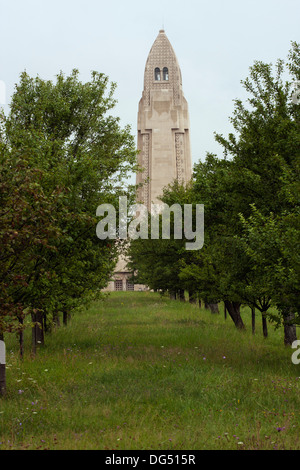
[104,254,147,292]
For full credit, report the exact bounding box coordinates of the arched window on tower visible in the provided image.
[163,67,169,81]
[154,67,161,81]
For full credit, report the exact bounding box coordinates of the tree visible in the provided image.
[240,205,300,345]
[0,145,63,393]
[212,43,300,338]
[192,43,299,337]
[0,69,137,391]
[149,42,300,338]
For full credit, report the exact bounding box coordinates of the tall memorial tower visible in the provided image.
[136,29,192,210]
[105,30,192,292]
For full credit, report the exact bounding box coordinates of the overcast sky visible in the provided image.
[1,0,299,179]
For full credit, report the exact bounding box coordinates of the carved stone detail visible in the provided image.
[175,133,184,184]
[141,133,150,207]
[137,30,192,210]
[143,30,181,106]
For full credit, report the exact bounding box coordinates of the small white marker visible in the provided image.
[0,340,5,365]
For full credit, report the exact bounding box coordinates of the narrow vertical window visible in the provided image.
[154,68,161,81]
[163,67,169,81]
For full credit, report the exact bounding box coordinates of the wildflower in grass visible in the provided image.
[18,390,24,394]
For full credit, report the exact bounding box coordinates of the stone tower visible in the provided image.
[136,29,192,210]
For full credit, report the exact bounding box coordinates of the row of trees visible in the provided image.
[128,42,300,346]
[0,70,138,394]
[1,43,299,395]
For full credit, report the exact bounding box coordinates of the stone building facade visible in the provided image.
[136,29,192,209]
[105,29,192,291]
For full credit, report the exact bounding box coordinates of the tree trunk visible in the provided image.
[208,303,219,314]
[224,301,245,329]
[36,311,44,344]
[0,364,5,397]
[224,303,227,320]
[178,289,185,302]
[198,298,201,308]
[44,313,49,333]
[189,290,197,304]
[262,311,268,338]
[283,309,297,346]
[169,291,176,300]
[53,311,60,327]
[31,310,45,354]
[18,316,24,359]
[0,333,6,396]
[251,307,255,335]
[63,310,71,326]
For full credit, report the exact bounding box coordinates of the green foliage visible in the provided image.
[0,69,137,336]
[240,206,300,322]
[0,148,62,334]
[128,42,300,339]
[195,43,299,328]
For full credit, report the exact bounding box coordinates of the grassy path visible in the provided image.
[0,292,299,450]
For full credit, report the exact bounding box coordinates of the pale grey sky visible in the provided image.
[1,0,299,175]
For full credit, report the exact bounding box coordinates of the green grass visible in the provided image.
[0,292,299,450]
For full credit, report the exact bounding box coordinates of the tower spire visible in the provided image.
[136,30,192,210]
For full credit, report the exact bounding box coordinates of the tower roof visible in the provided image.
[137,29,192,209]
[148,30,179,61]
[143,30,183,105]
